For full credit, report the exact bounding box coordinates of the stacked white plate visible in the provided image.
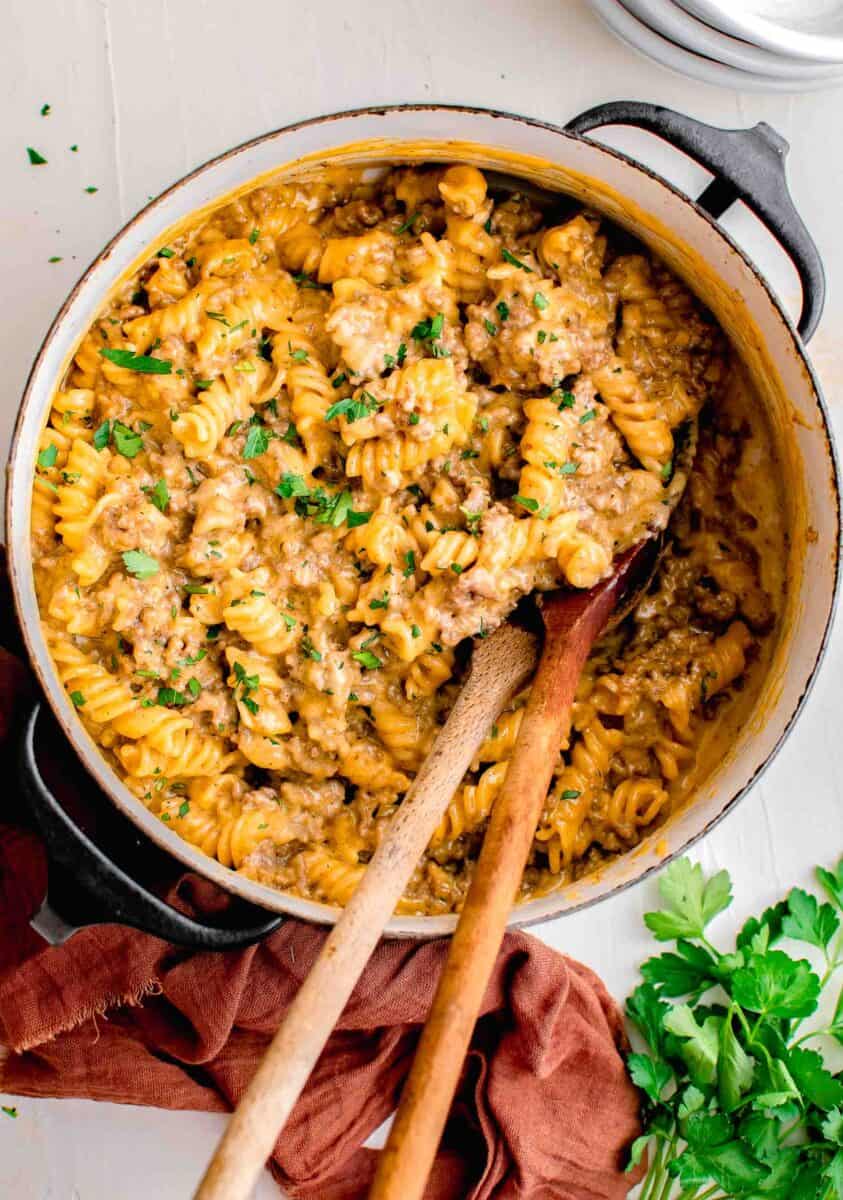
[588,0,843,91]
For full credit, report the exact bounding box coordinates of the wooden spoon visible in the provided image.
[368,540,661,1200]
[194,620,538,1200]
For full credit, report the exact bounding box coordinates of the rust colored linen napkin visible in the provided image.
[0,637,642,1199]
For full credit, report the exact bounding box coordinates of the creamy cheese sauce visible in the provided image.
[32,164,784,913]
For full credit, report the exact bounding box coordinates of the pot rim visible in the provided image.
[7,103,841,938]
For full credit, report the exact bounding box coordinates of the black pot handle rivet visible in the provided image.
[565,101,825,343]
[20,703,284,950]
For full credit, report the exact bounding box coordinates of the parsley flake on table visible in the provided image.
[27,147,47,165]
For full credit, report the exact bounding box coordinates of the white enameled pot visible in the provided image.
[7,104,839,945]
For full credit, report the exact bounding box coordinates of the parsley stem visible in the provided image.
[653,1137,678,1200]
[692,1184,724,1200]
[639,1137,665,1200]
[790,1026,828,1047]
[700,935,721,960]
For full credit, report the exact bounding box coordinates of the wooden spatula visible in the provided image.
[368,541,660,1200]
[194,620,537,1200]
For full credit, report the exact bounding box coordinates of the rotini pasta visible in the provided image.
[33,162,784,914]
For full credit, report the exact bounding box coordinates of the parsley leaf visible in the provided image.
[353,650,382,670]
[644,858,732,942]
[122,549,159,579]
[501,247,533,272]
[242,423,270,459]
[782,887,840,950]
[731,951,821,1019]
[111,421,144,458]
[142,479,169,513]
[100,347,172,374]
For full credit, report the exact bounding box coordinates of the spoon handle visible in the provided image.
[193,623,536,1200]
[369,581,621,1200]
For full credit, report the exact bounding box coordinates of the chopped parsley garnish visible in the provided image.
[157,247,175,258]
[281,422,300,446]
[369,592,390,610]
[187,677,201,699]
[282,613,297,630]
[183,583,210,594]
[205,311,230,326]
[533,292,549,310]
[154,687,191,708]
[397,342,407,366]
[249,227,260,244]
[484,319,498,337]
[332,372,347,389]
[231,661,260,710]
[40,103,51,116]
[396,211,419,234]
[403,551,416,577]
[460,448,479,460]
[450,563,464,575]
[179,650,206,666]
[69,691,86,708]
[513,494,539,513]
[496,300,510,322]
[408,411,420,426]
[537,330,547,344]
[142,479,170,512]
[274,474,370,528]
[353,650,382,670]
[461,508,482,534]
[325,391,380,423]
[501,247,532,272]
[48,256,62,263]
[560,788,581,800]
[99,347,172,375]
[27,147,47,165]
[289,345,309,362]
[411,625,421,639]
[111,421,144,458]
[92,420,110,452]
[301,636,322,661]
[579,408,597,425]
[411,313,444,342]
[37,444,57,469]
[555,390,576,410]
[544,460,579,476]
[122,550,159,579]
[242,422,271,459]
[84,186,98,194]
[661,459,674,484]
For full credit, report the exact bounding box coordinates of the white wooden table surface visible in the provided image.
[2,1,842,1195]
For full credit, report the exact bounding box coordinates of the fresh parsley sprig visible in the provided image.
[626,856,843,1200]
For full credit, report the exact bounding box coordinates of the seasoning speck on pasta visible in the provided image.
[32,163,784,913]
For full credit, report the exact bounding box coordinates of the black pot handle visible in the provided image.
[20,703,283,950]
[565,101,825,343]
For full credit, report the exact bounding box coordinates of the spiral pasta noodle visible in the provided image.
[32,160,778,915]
